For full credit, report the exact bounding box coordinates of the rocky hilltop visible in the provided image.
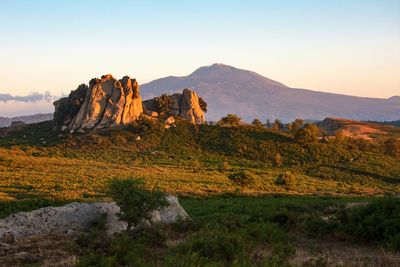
[54,75,205,132]
[143,88,205,124]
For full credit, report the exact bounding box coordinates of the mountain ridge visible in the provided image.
[141,64,400,122]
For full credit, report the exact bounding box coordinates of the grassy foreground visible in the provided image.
[0,120,399,266]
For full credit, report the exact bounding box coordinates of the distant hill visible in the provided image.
[0,113,53,128]
[317,117,400,140]
[369,120,400,127]
[141,64,400,122]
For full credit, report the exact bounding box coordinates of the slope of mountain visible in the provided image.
[317,117,400,140]
[141,64,400,122]
[0,113,53,128]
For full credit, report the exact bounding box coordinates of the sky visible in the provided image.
[0,0,399,117]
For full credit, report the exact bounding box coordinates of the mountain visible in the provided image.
[0,113,53,128]
[141,64,400,122]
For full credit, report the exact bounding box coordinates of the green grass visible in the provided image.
[71,195,399,266]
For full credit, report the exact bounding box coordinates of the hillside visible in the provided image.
[0,119,399,200]
[318,117,400,140]
[1,120,400,266]
[0,113,53,128]
[141,64,400,122]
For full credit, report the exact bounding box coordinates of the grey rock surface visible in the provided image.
[0,195,189,242]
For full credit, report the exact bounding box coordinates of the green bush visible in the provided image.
[108,178,167,229]
[170,224,245,263]
[303,197,400,251]
[228,170,254,187]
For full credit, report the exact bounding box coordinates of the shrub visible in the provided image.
[228,170,254,187]
[219,161,229,172]
[154,94,174,114]
[294,123,320,145]
[251,118,263,128]
[108,178,167,229]
[274,172,296,189]
[198,97,208,113]
[131,115,163,136]
[217,114,241,126]
[170,224,245,263]
[273,153,282,167]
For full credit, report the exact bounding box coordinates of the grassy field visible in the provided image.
[0,120,399,266]
[0,120,399,209]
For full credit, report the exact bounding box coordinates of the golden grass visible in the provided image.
[0,147,397,203]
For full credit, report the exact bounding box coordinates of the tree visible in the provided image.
[155,94,174,114]
[272,119,282,131]
[217,114,241,126]
[265,119,272,128]
[384,138,400,157]
[198,97,208,113]
[228,170,254,188]
[251,118,263,128]
[289,119,304,134]
[108,179,167,230]
[294,123,319,145]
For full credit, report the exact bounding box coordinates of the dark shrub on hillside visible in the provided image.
[217,114,241,126]
[170,224,245,263]
[303,197,400,251]
[198,97,208,113]
[228,170,254,187]
[108,178,167,229]
[294,123,319,145]
[154,94,174,114]
[274,172,296,189]
[339,197,400,250]
[131,115,163,136]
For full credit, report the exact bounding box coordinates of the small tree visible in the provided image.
[274,172,296,190]
[272,119,282,131]
[294,123,319,145]
[217,114,241,126]
[199,97,208,113]
[251,118,263,128]
[265,119,272,128]
[228,170,254,188]
[155,94,174,114]
[108,179,167,230]
[290,119,304,134]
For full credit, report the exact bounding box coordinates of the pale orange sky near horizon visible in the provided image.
[0,0,399,102]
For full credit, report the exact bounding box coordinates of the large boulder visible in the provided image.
[0,195,189,242]
[143,88,206,124]
[54,75,143,131]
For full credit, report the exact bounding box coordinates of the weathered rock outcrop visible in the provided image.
[54,75,143,131]
[0,196,189,242]
[143,89,206,124]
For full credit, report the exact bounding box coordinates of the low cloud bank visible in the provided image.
[0,92,65,103]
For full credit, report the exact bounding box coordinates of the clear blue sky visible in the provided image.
[0,0,399,102]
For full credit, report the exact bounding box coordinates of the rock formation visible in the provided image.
[143,88,206,124]
[0,196,189,242]
[54,76,206,131]
[54,75,143,132]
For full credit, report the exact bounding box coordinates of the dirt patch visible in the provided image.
[0,235,76,267]
[292,235,400,267]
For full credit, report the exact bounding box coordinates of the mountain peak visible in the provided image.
[190,63,236,76]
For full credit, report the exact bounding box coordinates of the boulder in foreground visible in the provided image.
[0,195,189,242]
